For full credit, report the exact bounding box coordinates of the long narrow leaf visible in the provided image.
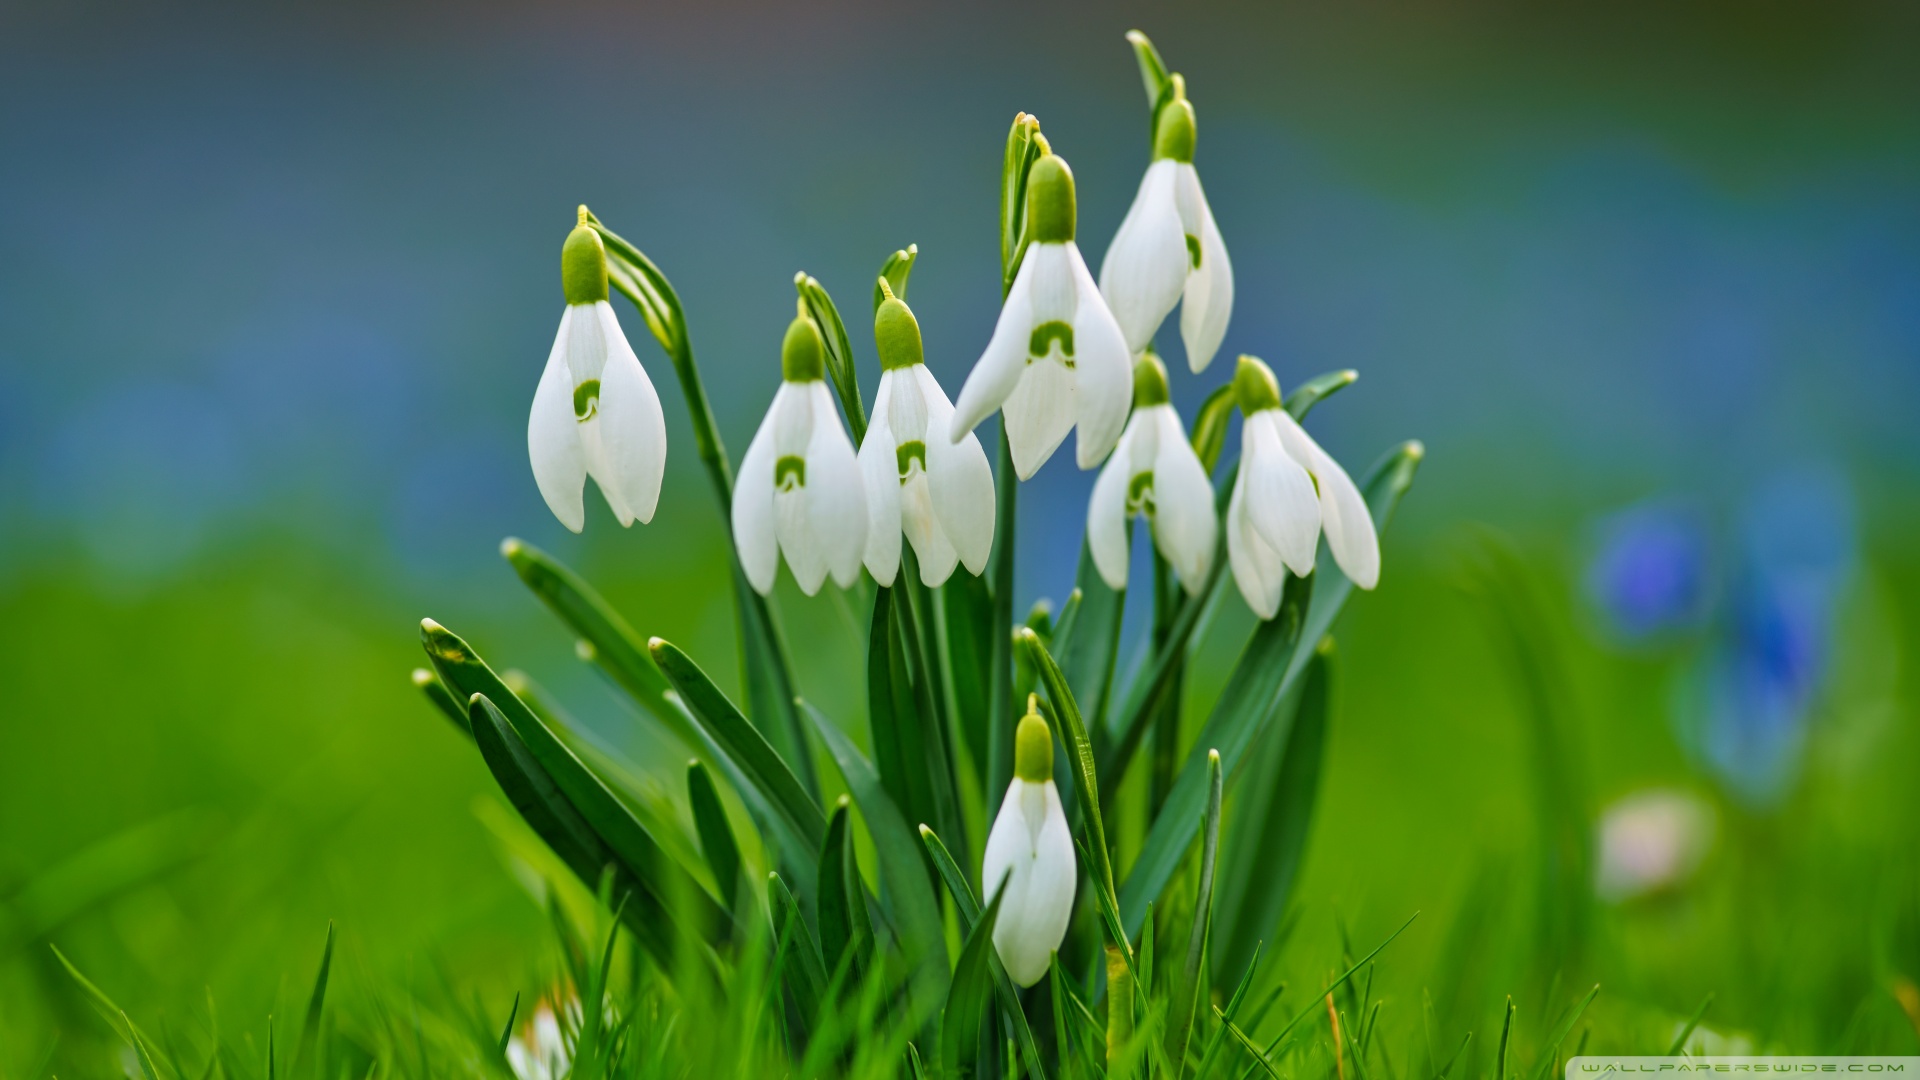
[1118,442,1422,932]
[1017,630,1122,952]
[940,882,1008,1077]
[919,826,1046,1078]
[686,760,742,912]
[1166,751,1223,1074]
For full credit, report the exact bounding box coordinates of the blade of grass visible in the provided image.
[940,882,1009,1078]
[1167,750,1223,1075]
[292,922,333,1076]
[1666,992,1715,1056]
[1530,985,1599,1080]
[919,826,1046,1078]
[686,759,742,912]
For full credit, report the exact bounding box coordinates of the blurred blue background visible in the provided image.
[2,0,1917,1060]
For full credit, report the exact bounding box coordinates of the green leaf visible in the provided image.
[1166,751,1222,1074]
[412,668,470,737]
[1666,991,1714,1056]
[1282,369,1358,422]
[650,637,827,852]
[940,881,1008,1077]
[1000,114,1043,294]
[918,826,1047,1080]
[293,922,334,1077]
[1496,997,1517,1080]
[816,797,866,980]
[500,539,688,742]
[893,565,969,866]
[1116,442,1422,933]
[797,272,866,444]
[1191,942,1264,1080]
[1017,628,1123,947]
[496,992,520,1057]
[985,427,1019,808]
[1188,383,1236,475]
[1218,1007,1282,1080]
[1253,914,1420,1063]
[463,693,678,968]
[51,944,145,1047]
[686,760,741,912]
[1532,985,1601,1080]
[875,244,918,312]
[801,702,947,1008]
[1053,543,1124,731]
[769,871,828,1034]
[1214,638,1334,988]
[423,621,729,945]
[942,570,994,779]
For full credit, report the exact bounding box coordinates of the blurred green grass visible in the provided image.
[2,494,1915,1075]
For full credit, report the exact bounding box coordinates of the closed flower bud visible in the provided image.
[981,697,1077,987]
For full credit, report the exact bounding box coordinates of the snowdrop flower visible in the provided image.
[950,145,1132,480]
[528,209,668,532]
[1087,353,1217,594]
[1098,77,1233,373]
[1595,789,1716,902]
[981,697,1076,987]
[1226,356,1379,619]
[858,283,996,588]
[505,994,576,1080]
[731,302,867,596]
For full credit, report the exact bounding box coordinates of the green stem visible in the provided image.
[986,424,1017,820]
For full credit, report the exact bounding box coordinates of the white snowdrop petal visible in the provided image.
[1273,410,1381,590]
[732,404,781,595]
[901,472,960,587]
[1066,245,1132,469]
[592,305,668,525]
[1226,470,1286,619]
[529,311,587,533]
[803,382,868,589]
[776,485,827,595]
[1098,160,1190,355]
[1174,165,1233,374]
[1002,356,1075,481]
[858,379,902,588]
[951,253,1039,442]
[1243,413,1322,577]
[1086,422,1135,591]
[982,780,1076,988]
[1148,406,1218,593]
[918,366,996,576]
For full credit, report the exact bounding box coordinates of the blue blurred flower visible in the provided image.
[1586,501,1713,640]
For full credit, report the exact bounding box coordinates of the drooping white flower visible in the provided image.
[950,147,1132,480]
[858,284,996,588]
[529,211,668,533]
[1098,77,1233,374]
[1595,789,1716,902]
[1226,356,1380,619]
[1088,353,1217,593]
[981,699,1076,988]
[731,303,867,596]
[505,994,577,1080]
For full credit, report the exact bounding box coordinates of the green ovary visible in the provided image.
[1028,320,1075,363]
[775,455,806,491]
[895,440,926,481]
[573,379,601,421]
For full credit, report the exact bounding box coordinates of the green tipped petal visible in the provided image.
[1025,153,1076,244]
[1152,76,1196,163]
[874,287,924,372]
[782,301,826,382]
[1133,352,1171,408]
[1233,354,1282,415]
[561,208,609,305]
[1014,696,1054,783]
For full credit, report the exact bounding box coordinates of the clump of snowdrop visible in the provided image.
[1226,355,1380,618]
[1099,74,1233,372]
[981,696,1077,987]
[859,283,996,588]
[950,143,1133,480]
[528,208,669,533]
[1088,352,1217,594]
[1595,788,1717,902]
[732,302,867,596]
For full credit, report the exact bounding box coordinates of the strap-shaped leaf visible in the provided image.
[686,760,741,912]
[867,587,931,846]
[939,880,1008,1078]
[650,637,827,851]
[1000,114,1043,294]
[1283,368,1358,422]
[816,797,873,981]
[1018,628,1122,939]
[1053,542,1125,731]
[874,245,918,313]
[1165,751,1222,1074]
[501,539,683,738]
[424,621,728,947]
[893,563,968,865]
[412,668,470,736]
[941,570,994,780]
[1214,638,1334,989]
[802,702,946,1007]
[1117,442,1423,932]
[1189,383,1236,475]
[1125,30,1173,114]
[796,272,866,444]
[918,826,1046,1079]
[466,693,677,966]
[768,871,828,1034]
[985,428,1019,808]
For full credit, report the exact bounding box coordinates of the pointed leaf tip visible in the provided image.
[411,668,433,687]
[500,537,524,559]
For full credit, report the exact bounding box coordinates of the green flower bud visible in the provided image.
[561,206,609,305]
[1014,696,1054,783]
[1233,354,1283,415]
[1132,352,1171,408]
[1026,153,1077,245]
[782,300,826,382]
[1152,75,1196,163]
[874,280,924,372]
